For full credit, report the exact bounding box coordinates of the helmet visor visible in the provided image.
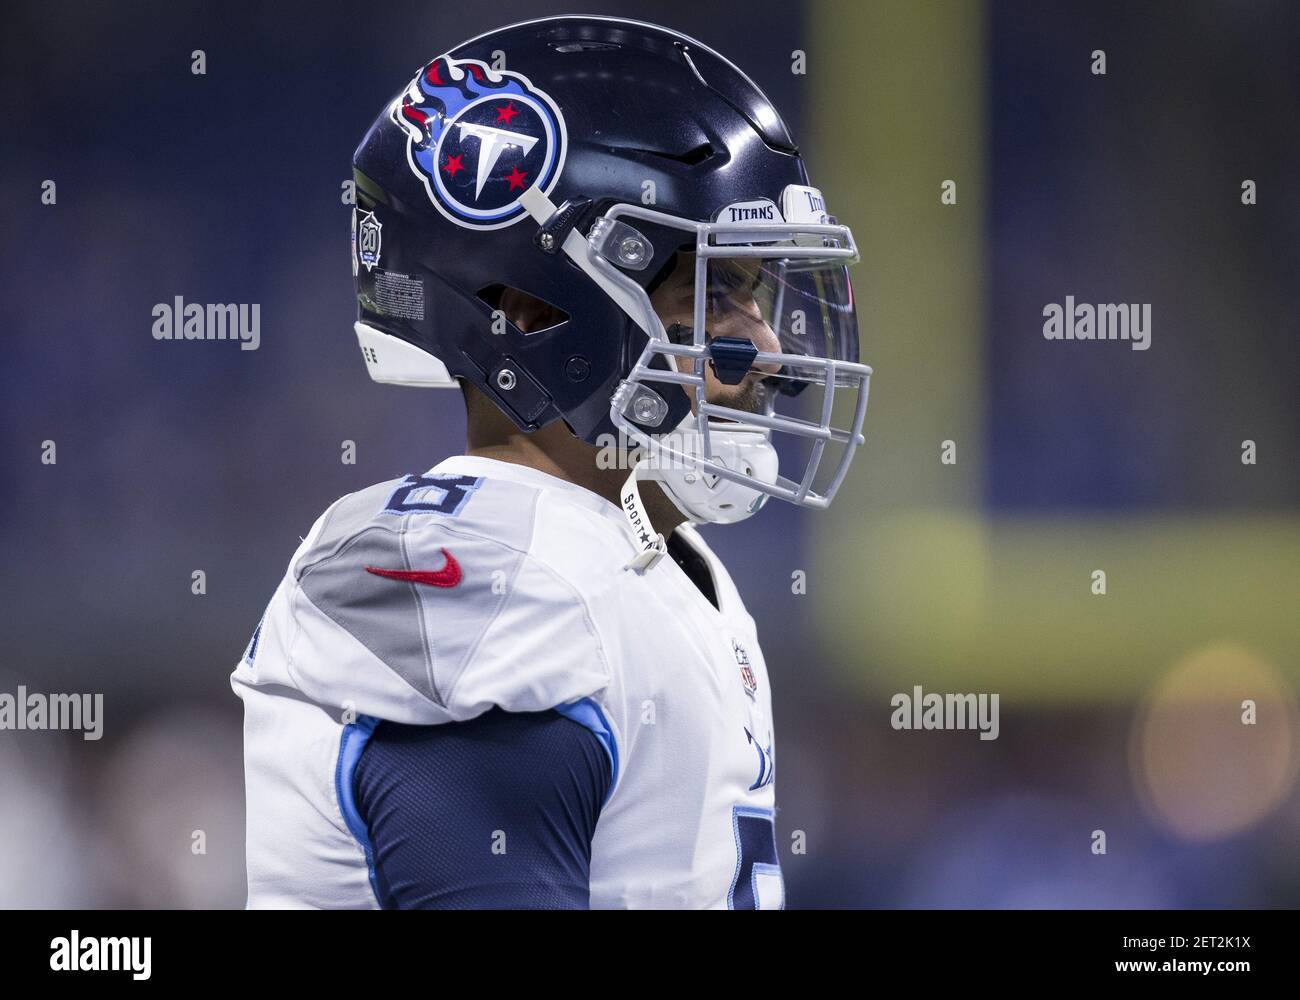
[700,255,859,389]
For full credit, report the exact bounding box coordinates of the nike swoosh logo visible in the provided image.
[365,549,461,588]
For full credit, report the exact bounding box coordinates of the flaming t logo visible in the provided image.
[390,55,567,230]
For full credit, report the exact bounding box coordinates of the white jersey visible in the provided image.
[232,455,782,909]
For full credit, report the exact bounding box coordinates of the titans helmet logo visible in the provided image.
[390,56,567,230]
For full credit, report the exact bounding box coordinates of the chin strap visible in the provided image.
[620,464,668,572]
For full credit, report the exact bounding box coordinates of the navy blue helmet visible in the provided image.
[351,15,870,518]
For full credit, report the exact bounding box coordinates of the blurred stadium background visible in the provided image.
[2,0,1296,907]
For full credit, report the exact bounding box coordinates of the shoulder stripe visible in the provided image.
[335,714,382,904]
[554,698,618,805]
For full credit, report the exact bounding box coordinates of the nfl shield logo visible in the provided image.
[734,639,758,700]
[357,210,382,272]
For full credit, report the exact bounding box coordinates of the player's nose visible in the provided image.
[715,312,782,375]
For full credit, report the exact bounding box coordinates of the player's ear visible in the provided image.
[484,285,568,334]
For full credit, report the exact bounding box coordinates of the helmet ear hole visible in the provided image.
[475,284,569,334]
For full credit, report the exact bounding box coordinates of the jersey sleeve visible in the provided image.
[353,707,611,908]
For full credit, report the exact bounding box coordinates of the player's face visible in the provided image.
[649,251,782,414]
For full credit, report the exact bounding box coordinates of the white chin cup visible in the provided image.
[641,422,779,525]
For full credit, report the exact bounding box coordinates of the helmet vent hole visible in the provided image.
[633,142,715,167]
[680,143,715,166]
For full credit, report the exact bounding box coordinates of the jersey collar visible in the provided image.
[428,454,629,531]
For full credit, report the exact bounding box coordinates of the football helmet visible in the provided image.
[351,15,871,528]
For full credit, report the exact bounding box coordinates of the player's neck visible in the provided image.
[465,417,687,535]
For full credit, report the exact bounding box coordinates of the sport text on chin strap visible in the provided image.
[619,464,668,572]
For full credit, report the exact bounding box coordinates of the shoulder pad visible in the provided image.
[290,473,609,720]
